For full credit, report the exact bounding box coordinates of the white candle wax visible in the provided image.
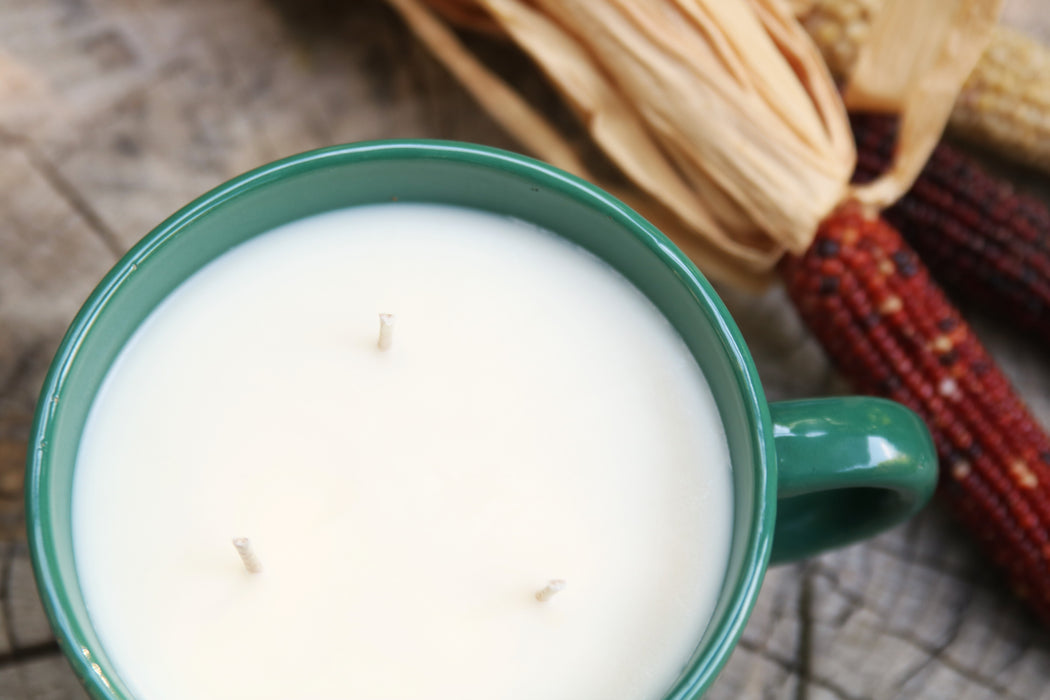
[72,203,733,700]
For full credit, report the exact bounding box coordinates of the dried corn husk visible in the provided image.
[800,0,1050,174]
[843,0,1001,206]
[386,0,1000,286]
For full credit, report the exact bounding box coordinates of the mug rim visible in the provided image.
[25,139,776,698]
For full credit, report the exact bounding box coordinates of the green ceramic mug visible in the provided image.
[26,141,937,699]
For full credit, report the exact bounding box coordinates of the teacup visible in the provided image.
[26,141,937,699]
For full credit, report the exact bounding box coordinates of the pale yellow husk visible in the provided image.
[843,0,1002,206]
[801,0,1050,174]
[386,0,1000,287]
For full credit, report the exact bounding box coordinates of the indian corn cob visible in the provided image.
[781,203,1050,623]
[799,0,1050,173]
[850,113,1050,345]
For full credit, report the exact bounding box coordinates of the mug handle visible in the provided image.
[768,397,938,564]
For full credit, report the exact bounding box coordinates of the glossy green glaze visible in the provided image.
[769,398,938,563]
[25,140,935,700]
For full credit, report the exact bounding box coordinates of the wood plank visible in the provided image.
[0,654,85,700]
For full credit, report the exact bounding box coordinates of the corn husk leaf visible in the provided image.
[800,0,1047,174]
[845,0,1002,208]
[387,0,999,286]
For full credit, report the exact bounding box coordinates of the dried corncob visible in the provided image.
[797,0,877,78]
[781,203,1050,623]
[850,113,1050,345]
[799,0,1050,173]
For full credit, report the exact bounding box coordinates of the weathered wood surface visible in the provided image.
[1,1,1049,698]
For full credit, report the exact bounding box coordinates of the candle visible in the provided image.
[71,203,733,700]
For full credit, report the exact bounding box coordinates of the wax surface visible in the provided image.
[73,204,733,700]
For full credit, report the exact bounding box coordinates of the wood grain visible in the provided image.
[2,0,1049,697]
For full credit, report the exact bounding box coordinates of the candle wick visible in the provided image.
[377,313,396,351]
[535,579,566,602]
[232,537,263,574]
